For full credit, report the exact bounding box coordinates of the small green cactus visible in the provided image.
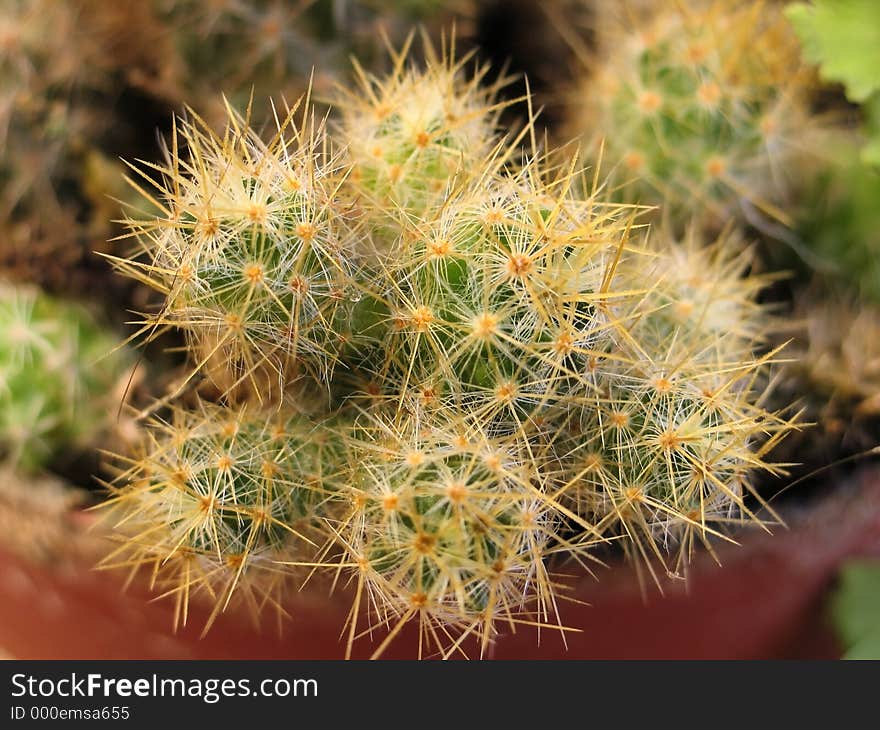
[558,230,792,579]
[336,39,507,226]
[0,281,130,473]
[570,0,818,230]
[339,410,562,657]
[102,401,345,628]
[115,99,361,398]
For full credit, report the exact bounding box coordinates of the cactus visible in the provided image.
[114,98,362,399]
[102,401,345,629]
[336,37,508,227]
[0,281,130,473]
[569,0,818,230]
[337,409,570,658]
[105,41,798,656]
[556,229,793,580]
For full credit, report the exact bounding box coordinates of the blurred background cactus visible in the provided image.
[0,281,133,474]
[141,0,476,128]
[566,0,820,232]
[0,0,137,293]
[0,0,474,302]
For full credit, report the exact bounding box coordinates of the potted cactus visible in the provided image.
[85,30,815,656]
[0,0,878,660]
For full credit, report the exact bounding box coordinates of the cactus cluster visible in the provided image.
[569,0,818,231]
[3,0,879,663]
[103,39,796,657]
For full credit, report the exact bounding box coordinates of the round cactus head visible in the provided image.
[559,228,794,581]
[338,408,570,657]
[116,97,361,399]
[102,401,345,628]
[336,36,510,232]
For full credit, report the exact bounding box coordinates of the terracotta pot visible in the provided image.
[1,468,879,659]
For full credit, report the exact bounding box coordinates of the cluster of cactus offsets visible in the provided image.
[339,412,569,657]
[102,41,799,657]
[569,0,818,231]
[0,281,131,474]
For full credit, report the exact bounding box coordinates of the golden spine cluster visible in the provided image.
[102,37,797,657]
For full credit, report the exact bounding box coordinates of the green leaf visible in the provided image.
[786,0,880,102]
[831,561,880,660]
